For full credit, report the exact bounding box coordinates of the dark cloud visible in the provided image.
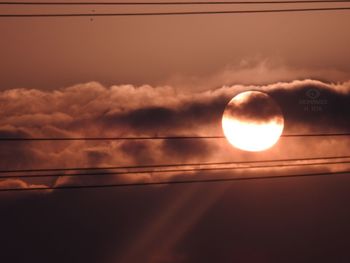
[100,95,228,134]
[177,96,228,130]
[120,141,156,165]
[267,82,350,133]
[0,126,31,139]
[103,106,177,132]
[224,91,283,123]
[84,149,111,166]
[0,128,41,170]
[161,139,214,162]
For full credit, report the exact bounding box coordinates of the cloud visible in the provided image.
[161,139,214,162]
[164,58,350,91]
[120,141,157,165]
[223,91,283,124]
[0,178,49,192]
[0,79,349,191]
[264,80,350,133]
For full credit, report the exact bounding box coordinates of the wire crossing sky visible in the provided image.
[0,132,349,141]
[1,7,350,17]
[0,158,349,179]
[2,0,350,4]
[1,169,350,192]
[1,154,349,174]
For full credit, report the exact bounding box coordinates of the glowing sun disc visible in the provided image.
[222,91,284,152]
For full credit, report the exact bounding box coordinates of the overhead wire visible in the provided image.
[1,168,350,192]
[0,132,349,141]
[0,158,350,180]
[2,0,350,4]
[1,7,350,17]
[0,154,349,174]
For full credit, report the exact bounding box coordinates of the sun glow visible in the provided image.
[222,117,284,152]
[222,91,284,152]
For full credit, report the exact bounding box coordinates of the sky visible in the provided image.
[1,2,350,90]
[1,1,350,263]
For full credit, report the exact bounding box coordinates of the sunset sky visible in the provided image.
[1,2,350,263]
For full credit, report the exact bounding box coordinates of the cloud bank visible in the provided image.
[0,79,349,189]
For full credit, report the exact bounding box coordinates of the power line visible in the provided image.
[0,135,223,141]
[1,7,350,17]
[2,0,350,5]
[0,133,349,141]
[281,133,350,137]
[1,158,349,180]
[1,154,349,174]
[1,169,349,192]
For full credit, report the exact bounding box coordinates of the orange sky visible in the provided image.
[1,2,350,89]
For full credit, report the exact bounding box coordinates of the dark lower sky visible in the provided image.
[2,175,350,263]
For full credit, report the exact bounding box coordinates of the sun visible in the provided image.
[222,91,284,152]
